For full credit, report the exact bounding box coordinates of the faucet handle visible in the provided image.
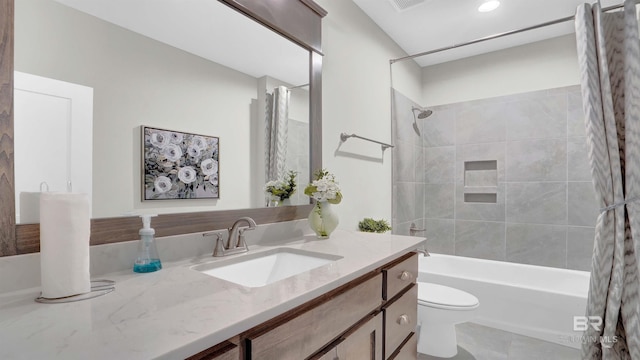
[203,231,225,257]
[237,228,249,250]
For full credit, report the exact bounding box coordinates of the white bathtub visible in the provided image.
[417,254,590,349]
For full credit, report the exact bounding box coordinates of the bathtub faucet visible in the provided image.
[416,247,431,257]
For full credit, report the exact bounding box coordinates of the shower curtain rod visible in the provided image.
[389,1,633,64]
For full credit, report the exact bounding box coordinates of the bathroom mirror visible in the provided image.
[0,0,325,256]
[13,0,313,223]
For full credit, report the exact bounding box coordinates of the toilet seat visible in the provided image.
[418,282,479,310]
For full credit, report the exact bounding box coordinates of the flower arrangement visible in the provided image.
[304,169,342,204]
[143,127,219,200]
[264,170,297,201]
[305,169,342,238]
[358,218,392,233]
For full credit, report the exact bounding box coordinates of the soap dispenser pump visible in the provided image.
[133,215,162,273]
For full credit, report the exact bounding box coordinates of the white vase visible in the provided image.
[308,201,339,239]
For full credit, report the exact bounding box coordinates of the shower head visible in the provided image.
[412,106,433,119]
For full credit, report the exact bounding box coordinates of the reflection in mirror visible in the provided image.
[14,0,311,223]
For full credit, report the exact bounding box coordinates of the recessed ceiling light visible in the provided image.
[478,0,500,12]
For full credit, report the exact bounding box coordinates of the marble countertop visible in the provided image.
[0,230,425,360]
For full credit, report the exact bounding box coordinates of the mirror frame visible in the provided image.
[0,0,326,256]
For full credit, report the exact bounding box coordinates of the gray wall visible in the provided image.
[392,86,596,271]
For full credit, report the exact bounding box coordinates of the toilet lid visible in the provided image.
[418,282,479,308]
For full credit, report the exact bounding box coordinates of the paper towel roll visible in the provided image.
[19,192,41,224]
[40,192,91,299]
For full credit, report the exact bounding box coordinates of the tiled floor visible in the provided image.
[418,323,581,360]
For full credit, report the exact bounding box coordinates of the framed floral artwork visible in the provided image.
[142,126,219,200]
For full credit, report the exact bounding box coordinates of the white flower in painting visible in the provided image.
[150,130,170,149]
[163,144,182,162]
[209,174,219,186]
[200,158,218,176]
[191,136,207,150]
[187,145,202,158]
[211,138,219,146]
[170,132,184,144]
[178,166,197,184]
[154,176,172,193]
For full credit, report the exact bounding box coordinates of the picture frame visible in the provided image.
[142,126,219,200]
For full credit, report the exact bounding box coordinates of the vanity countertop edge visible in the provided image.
[0,229,426,360]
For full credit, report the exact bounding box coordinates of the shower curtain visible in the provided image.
[265,86,290,182]
[575,0,640,358]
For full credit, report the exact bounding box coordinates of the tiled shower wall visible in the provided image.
[392,86,597,271]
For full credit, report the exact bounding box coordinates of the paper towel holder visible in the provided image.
[35,279,115,304]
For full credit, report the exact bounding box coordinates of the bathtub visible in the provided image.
[417,254,590,349]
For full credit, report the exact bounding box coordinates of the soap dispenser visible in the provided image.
[133,215,162,273]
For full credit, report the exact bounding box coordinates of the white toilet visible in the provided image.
[416,282,480,358]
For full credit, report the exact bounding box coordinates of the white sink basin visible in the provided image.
[191,248,342,287]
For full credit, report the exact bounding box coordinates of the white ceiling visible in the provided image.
[53,0,310,86]
[352,0,622,67]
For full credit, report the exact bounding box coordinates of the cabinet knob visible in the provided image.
[398,314,410,325]
[399,271,412,281]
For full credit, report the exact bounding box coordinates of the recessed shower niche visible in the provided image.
[463,160,498,203]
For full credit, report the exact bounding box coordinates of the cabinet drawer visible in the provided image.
[384,285,417,359]
[185,340,238,360]
[383,253,417,300]
[247,273,383,360]
[390,332,417,360]
[314,313,383,360]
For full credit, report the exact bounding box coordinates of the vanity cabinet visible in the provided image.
[245,273,382,359]
[185,252,418,360]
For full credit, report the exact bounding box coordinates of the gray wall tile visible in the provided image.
[456,103,507,144]
[506,138,567,182]
[567,89,587,138]
[392,89,420,144]
[568,182,598,226]
[415,183,424,223]
[424,219,455,255]
[568,136,592,181]
[393,85,595,270]
[414,145,425,183]
[424,183,455,219]
[506,182,567,225]
[456,142,505,184]
[394,182,415,224]
[424,146,455,184]
[456,183,506,221]
[506,223,567,267]
[393,140,415,182]
[421,106,455,147]
[455,220,506,261]
[393,221,412,236]
[567,226,595,271]
[506,96,567,140]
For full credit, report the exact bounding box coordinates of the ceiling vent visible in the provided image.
[387,0,425,12]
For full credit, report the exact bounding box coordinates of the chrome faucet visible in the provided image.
[228,217,257,250]
[203,217,257,257]
[415,247,431,257]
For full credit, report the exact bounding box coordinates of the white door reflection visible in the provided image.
[14,71,93,224]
